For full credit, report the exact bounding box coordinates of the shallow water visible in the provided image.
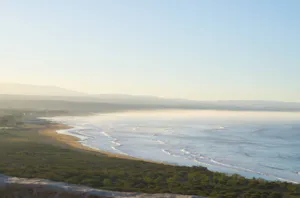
[44,110,300,183]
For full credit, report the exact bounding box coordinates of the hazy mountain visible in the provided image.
[1,83,300,112]
[0,83,178,104]
[0,83,84,96]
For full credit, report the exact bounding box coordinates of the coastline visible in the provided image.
[37,117,300,185]
[39,122,300,184]
[1,113,300,197]
[39,123,161,163]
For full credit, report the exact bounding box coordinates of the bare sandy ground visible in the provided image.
[0,174,204,198]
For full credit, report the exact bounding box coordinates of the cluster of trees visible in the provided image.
[0,110,68,127]
[0,115,20,126]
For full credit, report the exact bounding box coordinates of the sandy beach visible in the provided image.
[39,123,153,162]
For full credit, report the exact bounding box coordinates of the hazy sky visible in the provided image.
[1,0,299,101]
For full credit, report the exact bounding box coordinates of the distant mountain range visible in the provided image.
[0,83,84,96]
[1,83,300,112]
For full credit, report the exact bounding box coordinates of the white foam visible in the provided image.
[210,158,258,174]
[111,146,128,156]
[208,159,299,184]
[156,140,166,145]
[56,128,89,141]
[193,159,212,167]
[101,132,111,137]
[275,177,299,184]
[162,149,171,156]
[161,149,179,158]
[111,139,121,147]
[178,147,299,184]
[81,143,101,151]
[181,148,190,155]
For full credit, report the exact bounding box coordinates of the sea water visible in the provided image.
[43,110,300,183]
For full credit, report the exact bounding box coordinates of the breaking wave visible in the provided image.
[111,139,121,147]
[111,146,128,156]
[161,149,179,158]
[101,132,111,137]
[156,140,166,145]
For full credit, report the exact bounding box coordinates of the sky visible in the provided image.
[1,0,299,101]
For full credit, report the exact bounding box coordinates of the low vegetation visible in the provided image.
[0,111,300,198]
[0,185,106,198]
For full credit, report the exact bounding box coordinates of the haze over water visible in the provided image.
[46,110,300,183]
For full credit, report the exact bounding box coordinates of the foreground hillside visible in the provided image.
[0,110,300,198]
[0,175,202,198]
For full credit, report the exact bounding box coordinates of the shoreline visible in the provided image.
[38,120,300,185]
[2,111,300,197]
[39,123,164,163]
[39,123,300,184]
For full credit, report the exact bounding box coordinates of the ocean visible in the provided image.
[44,110,300,183]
